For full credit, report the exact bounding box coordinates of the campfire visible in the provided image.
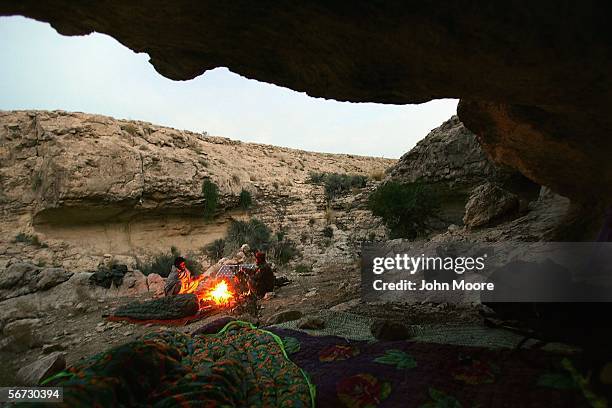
[178,274,236,309]
[110,265,260,325]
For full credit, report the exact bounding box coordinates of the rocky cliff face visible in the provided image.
[0,110,393,273]
[387,116,539,227]
[2,2,610,204]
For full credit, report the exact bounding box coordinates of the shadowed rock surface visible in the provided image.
[1,1,611,202]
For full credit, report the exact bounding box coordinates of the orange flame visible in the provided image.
[178,273,234,308]
[201,280,234,306]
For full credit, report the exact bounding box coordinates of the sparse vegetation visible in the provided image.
[325,207,335,225]
[31,172,43,191]
[204,239,226,262]
[137,246,201,277]
[224,218,272,255]
[295,263,312,274]
[13,233,48,248]
[323,226,334,238]
[238,189,253,210]
[370,169,385,181]
[271,238,300,265]
[368,181,440,239]
[223,218,300,265]
[232,174,241,184]
[121,123,139,136]
[202,179,219,220]
[307,171,368,201]
[136,247,177,277]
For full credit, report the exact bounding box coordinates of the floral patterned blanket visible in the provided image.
[41,322,314,407]
[269,327,595,408]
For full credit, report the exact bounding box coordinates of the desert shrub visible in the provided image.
[202,179,219,220]
[31,172,43,191]
[368,181,440,239]
[370,169,385,181]
[183,252,203,276]
[272,239,300,265]
[121,123,139,136]
[307,171,326,184]
[137,246,201,277]
[137,247,178,277]
[204,239,226,262]
[13,233,47,248]
[325,207,335,225]
[295,263,312,274]
[222,218,299,265]
[238,189,253,210]
[224,218,272,255]
[232,174,241,184]
[307,172,367,201]
[322,226,334,238]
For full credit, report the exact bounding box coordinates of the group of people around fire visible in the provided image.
[164,243,274,299]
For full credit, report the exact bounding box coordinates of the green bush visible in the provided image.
[272,239,300,265]
[307,172,368,201]
[238,189,253,210]
[222,218,299,265]
[202,179,219,220]
[137,246,201,277]
[13,233,48,248]
[307,171,326,184]
[224,218,272,255]
[368,181,439,239]
[204,239,226,262]
[322,226,334,238]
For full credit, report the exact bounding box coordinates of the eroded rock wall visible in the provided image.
[0,110,393,272]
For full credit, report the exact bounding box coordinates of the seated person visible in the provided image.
[250,251,274,298]
[164,256,192,296]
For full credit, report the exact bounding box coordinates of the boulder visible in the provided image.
[386,116,534,228]
[297,316,325,330]
[2,318,43,352]
[36,267,73,290]
[146,273,165,296]
[370,319,412,341]
[16,352,66,386]
[0,262,39,289]
[117,270,148,296]
[266,310,303,325]
[463,182,520,228]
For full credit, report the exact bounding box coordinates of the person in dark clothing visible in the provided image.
[164,256,192,296]
[251,251,274,298]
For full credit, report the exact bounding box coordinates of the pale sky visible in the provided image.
[0,16,458,158]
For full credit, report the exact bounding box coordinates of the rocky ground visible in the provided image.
[0,262,482,386]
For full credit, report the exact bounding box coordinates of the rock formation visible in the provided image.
[1,2,610,204]
[0,109,392,277]
[387,116,538,227]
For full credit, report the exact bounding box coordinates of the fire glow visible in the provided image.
[202,280,233,305]
[179,274,235,308]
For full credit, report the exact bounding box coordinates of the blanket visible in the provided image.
[41,322,314,407]
[270,328,595,408]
